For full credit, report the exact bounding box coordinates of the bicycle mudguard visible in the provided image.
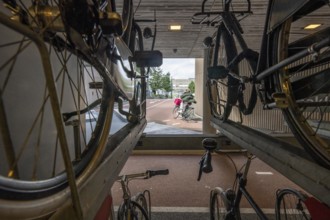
[304,197,330,220]
[268,0,324,32]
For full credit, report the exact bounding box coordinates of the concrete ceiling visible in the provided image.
[134,0,268,58]
[134,0,329,59]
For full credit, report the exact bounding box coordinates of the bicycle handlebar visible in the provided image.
[147,169,169,178]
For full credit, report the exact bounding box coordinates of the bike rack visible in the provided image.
[211,117,330,206]
[49,119,147,219]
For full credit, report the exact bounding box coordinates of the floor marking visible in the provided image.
[255,171,273,175]
[172,123,180,126]
[113,206,276,214]
[162,120,170,122]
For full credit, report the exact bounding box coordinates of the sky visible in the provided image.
[160,58,195,79]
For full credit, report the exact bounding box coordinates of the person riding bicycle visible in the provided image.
[180,89,196,118]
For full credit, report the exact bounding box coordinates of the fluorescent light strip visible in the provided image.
[169,25,182,31]
[255,171,273,175]
[304,24,321,30]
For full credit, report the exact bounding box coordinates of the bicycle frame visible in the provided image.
[229,155,268,220]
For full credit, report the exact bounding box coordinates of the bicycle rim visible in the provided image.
[207,23,239,121]
[275,189,310,220]
[133,193,149,220]
[0,1,112,199]
[271,3,330,168]
[173,106,180,119]
[210,187,232,220]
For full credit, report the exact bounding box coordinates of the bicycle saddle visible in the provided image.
[202,138,217,151]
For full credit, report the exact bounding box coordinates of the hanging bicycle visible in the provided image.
[0,0,162,218]
[192,0,330,169]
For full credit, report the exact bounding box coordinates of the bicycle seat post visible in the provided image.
[242,153,253,180]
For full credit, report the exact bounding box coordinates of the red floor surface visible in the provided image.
[111,153,303,209]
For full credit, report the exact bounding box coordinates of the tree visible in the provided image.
[162,73,172,93]
[188,81,195,93]
[148,67,163,96]
[148,68,173,97]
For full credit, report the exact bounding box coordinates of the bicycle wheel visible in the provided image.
[173,106,180,119]
[129,22,146,120]
[207,23,239,121]
[210,187,236,220]
[184,107,195,121]
[275,189,310,220]
[271,2,330,168]
[117,200,149,220]
[0,1,113,199]
[133,192,149,220]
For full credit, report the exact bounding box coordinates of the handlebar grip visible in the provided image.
[202,152,213,173]
[148,169,169,177]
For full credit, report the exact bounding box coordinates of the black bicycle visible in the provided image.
[198,138,330,220]
[116,169,169,220]
[0,0,161,218]
[192,0,330,169]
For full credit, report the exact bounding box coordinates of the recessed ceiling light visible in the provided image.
[304,24,322,30]
[169,25,182,31]
[255,171,273,175]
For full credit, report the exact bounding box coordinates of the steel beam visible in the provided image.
[211,117,330,206]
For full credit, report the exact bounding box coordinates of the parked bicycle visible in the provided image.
[192,0,330,168]
[198,138,330,220]
[0,0,161,218]
[116,169,169,220]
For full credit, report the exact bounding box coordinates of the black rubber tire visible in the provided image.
[173,106,180,119]
[275,188,310,220]
[0,14,113,200]
[271,8,330,169]
[207,23,239,121]
[210,187,235,220]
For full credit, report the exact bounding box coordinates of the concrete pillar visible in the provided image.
[202,49,216,134]
[194,58,203,117]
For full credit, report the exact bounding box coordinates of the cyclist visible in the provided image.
[180,89,196,118]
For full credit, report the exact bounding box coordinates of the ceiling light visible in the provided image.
[169,25,182,31]
[304,24,322,30]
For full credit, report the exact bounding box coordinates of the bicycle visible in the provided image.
[116,169,169,220]
[198,138,330,220]
[172,101,196,121]
[0,0,161,218]
[192,0,330,169]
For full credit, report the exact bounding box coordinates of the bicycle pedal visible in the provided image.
[272,93,289,108]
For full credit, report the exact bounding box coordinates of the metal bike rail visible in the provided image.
[50,119,147,220]
[211,117,330,206]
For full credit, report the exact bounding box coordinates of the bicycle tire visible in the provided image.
[275,188,310,220]
[117,200,149,220]
[271,2,330,168]
[132,192,149,220]
[0,0,132,200]
[184,107,195,121]
[127,21,146,121]
[173,106,180,119]
[210,187,236,220]
[207,23,239,121]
